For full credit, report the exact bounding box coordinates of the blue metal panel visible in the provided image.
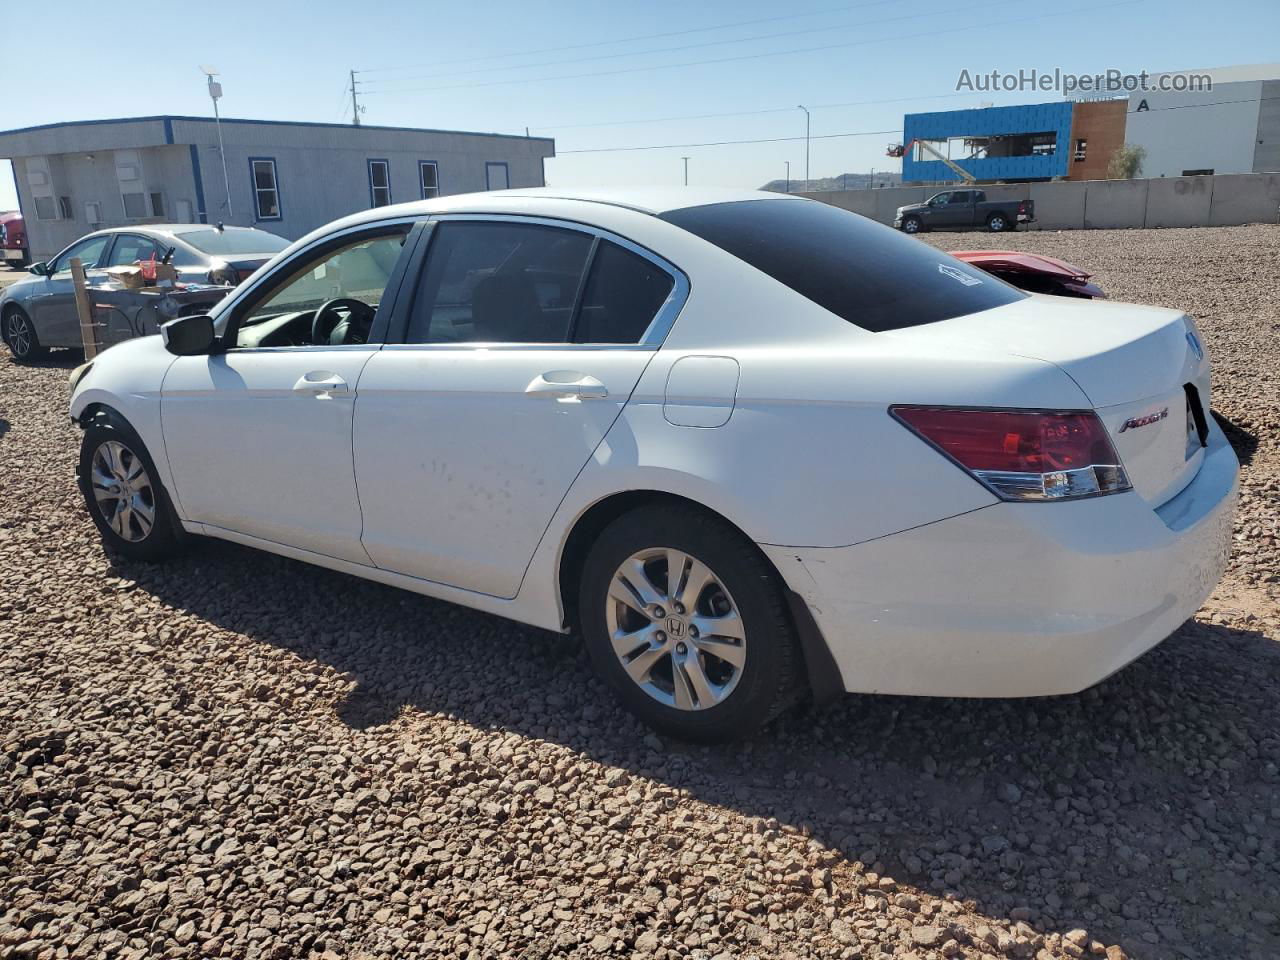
[902,102,1072,181]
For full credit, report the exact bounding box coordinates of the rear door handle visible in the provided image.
[293,371,349,396]
[525,372,608,400]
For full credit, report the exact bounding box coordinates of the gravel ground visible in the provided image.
[2,224,1278,960]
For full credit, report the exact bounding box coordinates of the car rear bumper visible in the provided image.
[763,418,1239,698]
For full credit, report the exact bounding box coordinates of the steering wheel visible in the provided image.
[311,298,376,346]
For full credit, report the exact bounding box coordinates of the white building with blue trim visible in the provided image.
[0,115,555,260]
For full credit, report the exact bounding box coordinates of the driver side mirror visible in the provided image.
[28,261,48,276]
[161,314,216,356]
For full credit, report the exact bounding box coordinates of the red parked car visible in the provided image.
[1,212,28,269]
[951,249,1105,299]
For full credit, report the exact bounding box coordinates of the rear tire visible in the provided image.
[78,413,186,562]
[4,306,47,362]
[986,213,1009,233]
[578,504,801,742]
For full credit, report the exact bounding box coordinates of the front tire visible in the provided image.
[78,414,185,562]
[901,216,923,234]
[578,504,801,742]
[4,307,47,362]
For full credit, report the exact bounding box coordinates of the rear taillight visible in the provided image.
[891,406,1131,501]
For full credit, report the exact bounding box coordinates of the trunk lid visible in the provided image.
[891,295,1210,505]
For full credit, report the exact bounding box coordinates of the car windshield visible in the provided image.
[178,229,290,256]
[660,199,1025,332]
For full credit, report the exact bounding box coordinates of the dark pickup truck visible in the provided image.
[893,189,1034,234]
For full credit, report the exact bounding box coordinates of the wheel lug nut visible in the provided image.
[673,602,684,614]
[675,642,688,655]
[652,606,665,619]
[654,631,666,643]
[688,625,699,638]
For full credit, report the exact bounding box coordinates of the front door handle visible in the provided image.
[525,372,608,401]
[293,371,349,396]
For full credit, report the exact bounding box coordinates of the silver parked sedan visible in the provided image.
[1,224,289,361]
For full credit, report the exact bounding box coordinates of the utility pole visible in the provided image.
[797,105,810,184]
[681,156,689,186]
[784,161,791,194]
[200,66,233,219]
[350,70,361,126]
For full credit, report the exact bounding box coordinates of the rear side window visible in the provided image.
[660,199,1023,332]
[575,241,673,343]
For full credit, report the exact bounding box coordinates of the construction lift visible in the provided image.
[886,140,977,184]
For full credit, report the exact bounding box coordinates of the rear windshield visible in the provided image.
[660,199,1024,332]
[178,229,290,256]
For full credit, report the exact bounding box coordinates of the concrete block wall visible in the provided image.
[804,173,1280,231]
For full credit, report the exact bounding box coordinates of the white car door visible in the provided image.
[354,216,687,599]
[162,224,419,563]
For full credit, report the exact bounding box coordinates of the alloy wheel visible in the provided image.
[605,547,747,711]
[6,313,31,357]
[90,440,156,542]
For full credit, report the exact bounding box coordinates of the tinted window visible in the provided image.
[659,199,1023,332]
[107,234,165,267]
[407,221,593,344]
[575,241,673,343]
[179,229,290,256]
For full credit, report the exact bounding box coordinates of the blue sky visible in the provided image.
[2,0,1277,210]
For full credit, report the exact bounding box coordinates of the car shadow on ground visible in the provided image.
[1214,410,1260,467]
[127,538,1280,960]
[5,350,83,370]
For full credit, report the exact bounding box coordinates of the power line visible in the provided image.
[527,91,992,132]
[558,127,903,154]
[553,94,1280,158]
[355,0,895,73]
[363,0,923,85]
[359,0,1141,95]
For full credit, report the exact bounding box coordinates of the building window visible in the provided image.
[368,159,391,207]
[485,162,509,191]
[1074,138,1088,162]
[122,192,148,219]
[250,158,281,220]
[85,201,103,225]
[59,196,73,219]
[33,196,58,221]
[150,192,165,218]
[419,161,439,199]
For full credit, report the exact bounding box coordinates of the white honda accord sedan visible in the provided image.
[68,188,1239,741]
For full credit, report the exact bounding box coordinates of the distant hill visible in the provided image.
[760,172,902,193]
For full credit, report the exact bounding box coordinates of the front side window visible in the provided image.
[251,159,281,220]
[369,160,391,207]
[107,234,165,267]
[930,192,951,207]
[51,234,111,273]
[660,199,1024,333]
[233,230,409,347]
[419,161,439,199]
[406,221,592,344]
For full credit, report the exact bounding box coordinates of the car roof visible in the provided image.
[295,186,805,244]
[88,223,272,238]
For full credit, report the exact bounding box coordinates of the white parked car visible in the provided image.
[68,188,1239,742]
